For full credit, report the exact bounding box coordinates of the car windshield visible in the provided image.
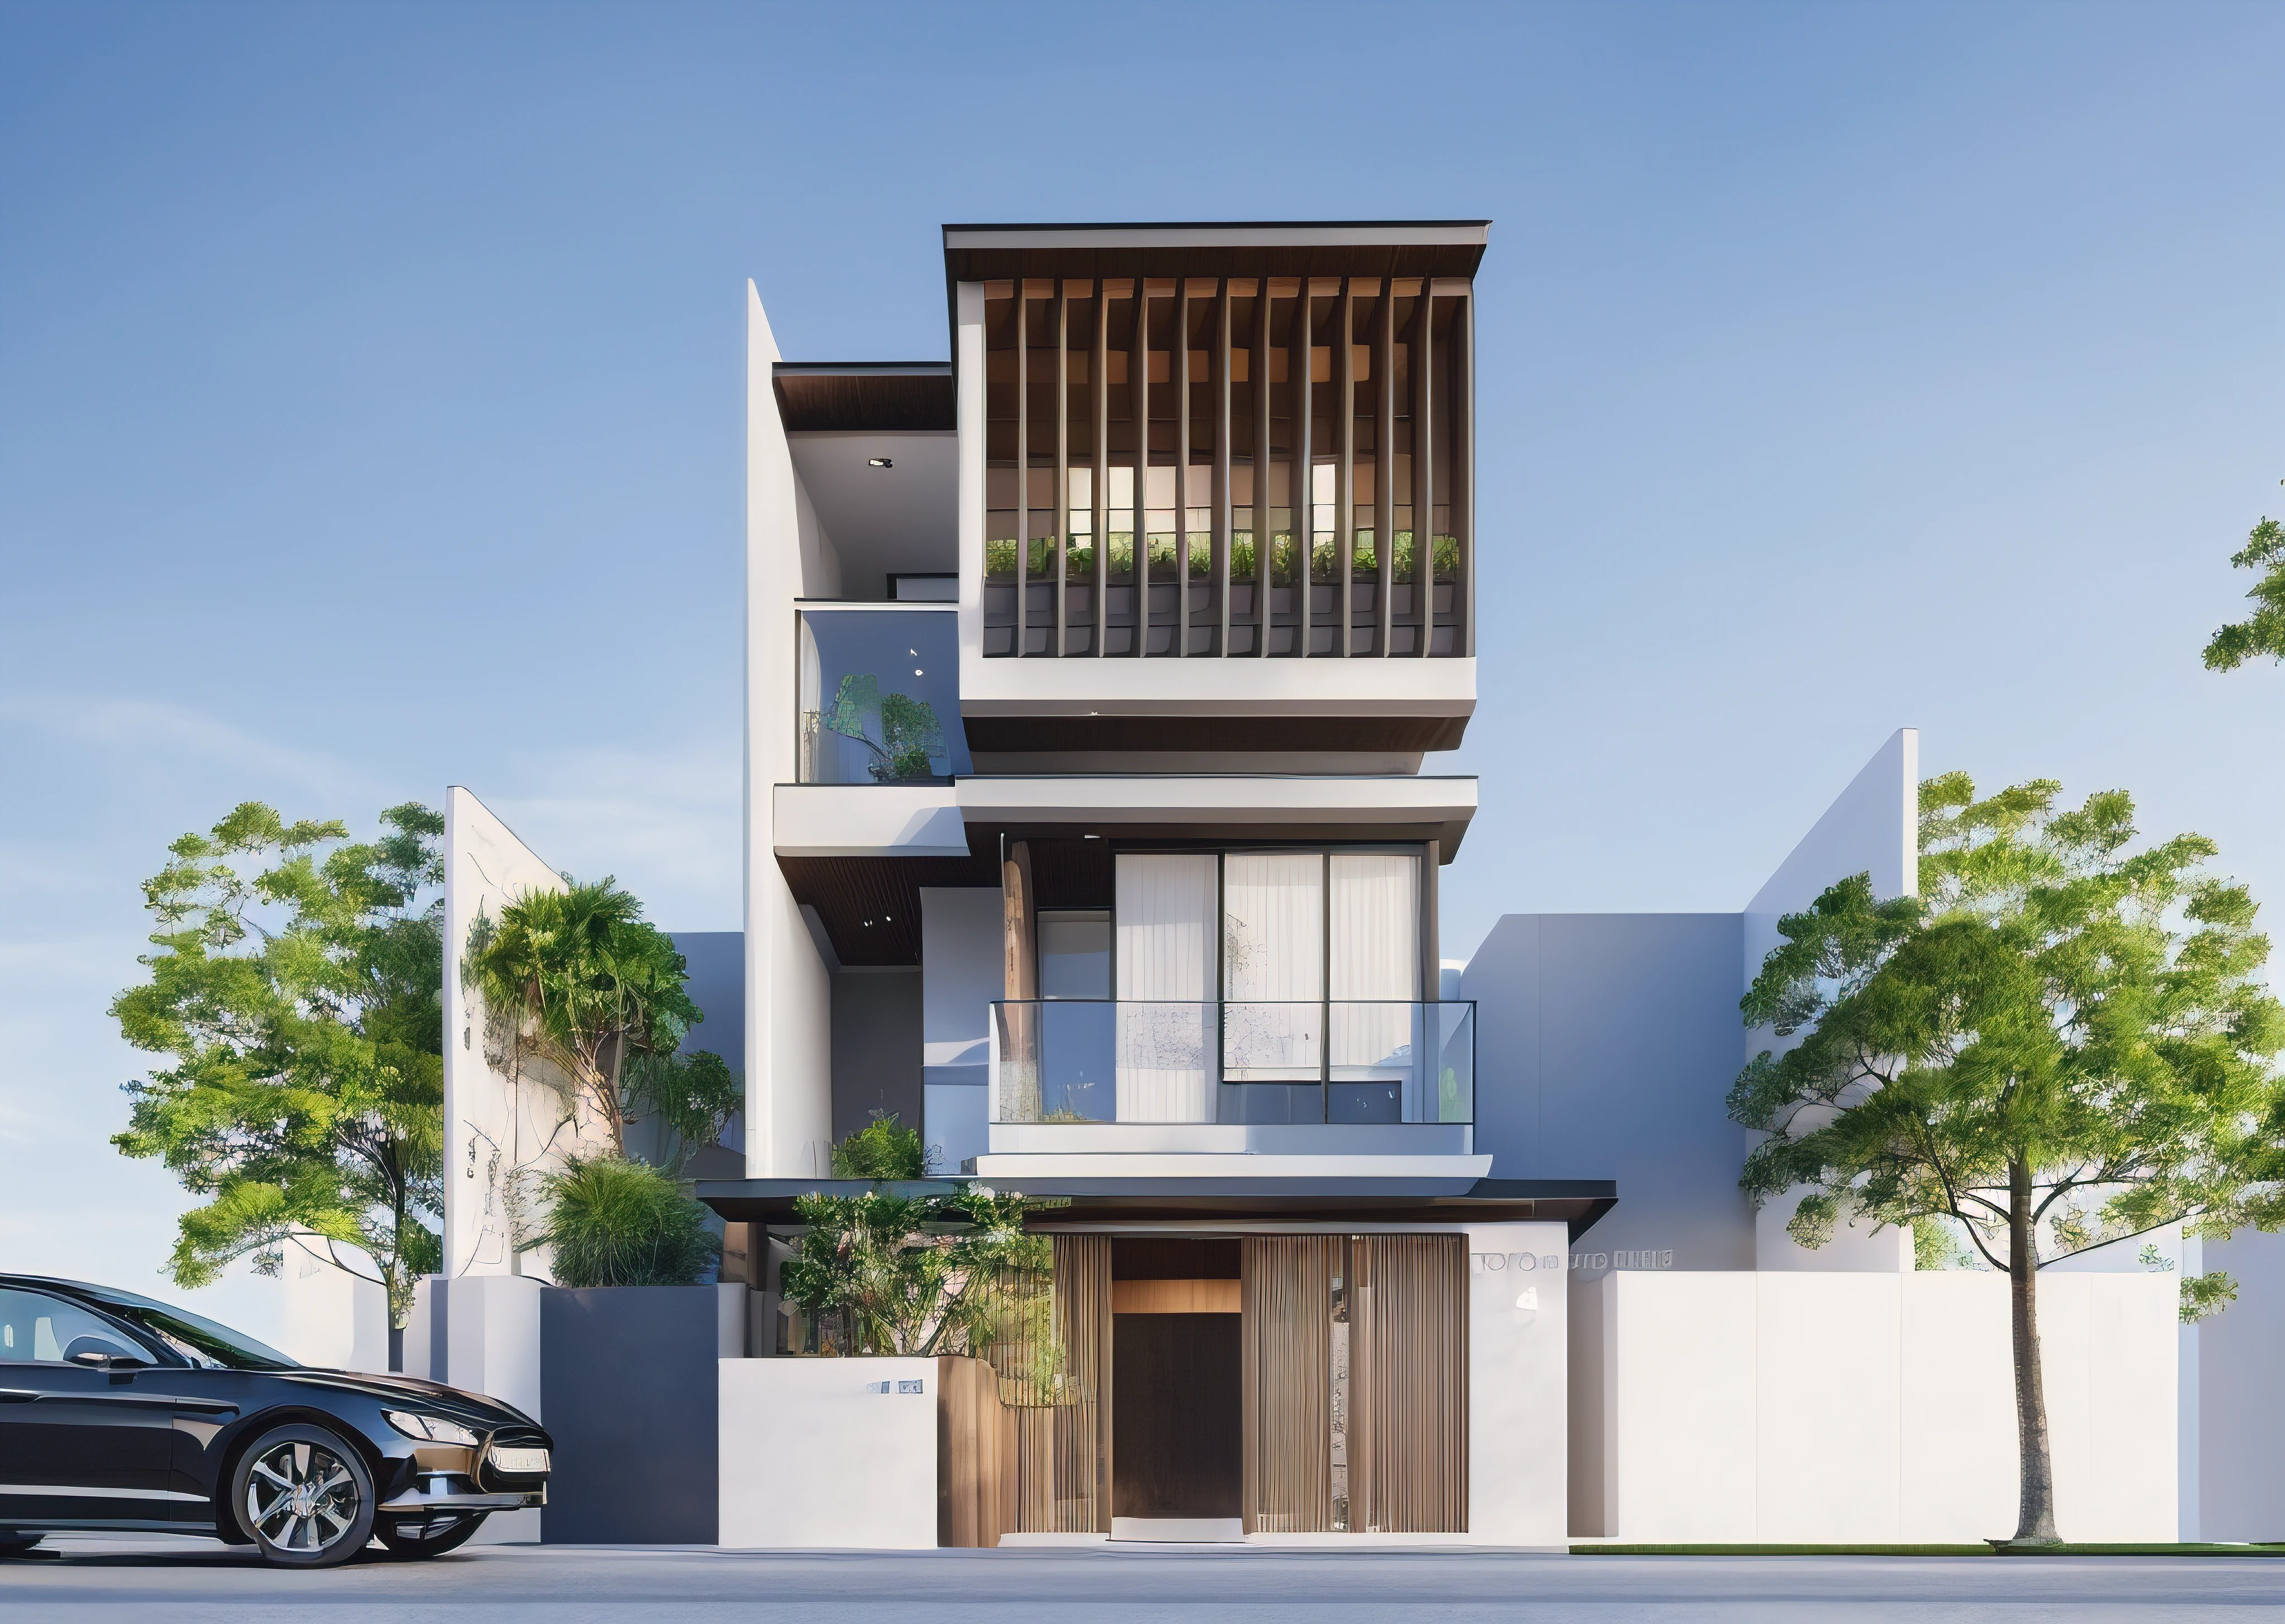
[81,1288,299,1371]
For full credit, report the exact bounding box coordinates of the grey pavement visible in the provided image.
[1,1536,2280,1622]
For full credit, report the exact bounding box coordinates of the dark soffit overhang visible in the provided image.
[941,220,1492,366]
[699,1177,1618,1242]
[773,362,955,433]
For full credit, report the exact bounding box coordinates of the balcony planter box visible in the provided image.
[538,1284,744,1544]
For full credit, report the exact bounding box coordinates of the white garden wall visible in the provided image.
[719,1356,939,1549]
[1575,1269,2176,1543]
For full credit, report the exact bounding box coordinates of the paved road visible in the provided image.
[3,1537,2279,1622]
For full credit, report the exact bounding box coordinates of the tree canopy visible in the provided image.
[112,803,447,1354]
[2203,515,2285,671]
[459,877,700,1156]
[1729,772,2285,1541]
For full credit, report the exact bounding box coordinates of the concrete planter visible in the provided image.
[539,1283,743,1544]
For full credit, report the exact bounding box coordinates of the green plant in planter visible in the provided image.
[780,1186,1046,1357]
[830,1110,930,1179]
[825,674,945,782]
[526,1154,719,1287]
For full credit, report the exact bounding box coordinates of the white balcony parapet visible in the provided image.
[772,783,966,858]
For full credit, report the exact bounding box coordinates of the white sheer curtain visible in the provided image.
[1328,853,1422,1094]
[1115,854,1216,1122]
[1223,853,1324,1081]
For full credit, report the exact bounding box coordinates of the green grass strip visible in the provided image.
[1570,1543,2285,1557]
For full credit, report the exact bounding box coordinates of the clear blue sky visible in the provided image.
[3,1,2278,1341]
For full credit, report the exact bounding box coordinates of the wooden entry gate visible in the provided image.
[939,1231,1468,1544]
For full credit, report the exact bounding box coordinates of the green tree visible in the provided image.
[2204,516,2285,671]
[1728,774,2285,1545]
[620,1047,743,1174]
[111,803,447,1370]
[459,878,700,1157]
[825,673,946,782]
[779,1185,1045,1357]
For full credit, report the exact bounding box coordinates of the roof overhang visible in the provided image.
[697,1177,1617,1241]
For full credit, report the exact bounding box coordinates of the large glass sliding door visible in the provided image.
[1113,854,1217,1122]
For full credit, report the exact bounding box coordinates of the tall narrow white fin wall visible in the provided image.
[441,786,571,1278]
[745,281,833,1177]
[1742,728,1918,1272]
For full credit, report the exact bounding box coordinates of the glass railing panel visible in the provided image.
[795,605,968,785]
[990,1002,1474,1126]
[1222,1001,1322,1083]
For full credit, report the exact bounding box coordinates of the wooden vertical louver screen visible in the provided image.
[1241,1235,1338,1532]
[1351,1234,1468,1532]
[1240,1232,1467,1535]
[993,1235,1113,1533]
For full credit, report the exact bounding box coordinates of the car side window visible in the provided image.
[0,1288,146,1365]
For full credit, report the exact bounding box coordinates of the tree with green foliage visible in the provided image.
[2203,516,2285,671]
[459,878,700,1157]
[779,1185,1045,1357]
[1729,774,2285,1546]
[620,1047,744,1175]
[825,674,945,782]
[112,803,447,1370]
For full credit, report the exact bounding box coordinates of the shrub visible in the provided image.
[528,1154,719,1287]
[831,1110,929,1180]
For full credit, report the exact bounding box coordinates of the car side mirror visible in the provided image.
[68,1348,151,1370]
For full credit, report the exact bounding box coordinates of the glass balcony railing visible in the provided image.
[796,604,970,784]
[987,1000,1474,1127]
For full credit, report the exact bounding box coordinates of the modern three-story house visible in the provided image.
[705,222,1603,1543]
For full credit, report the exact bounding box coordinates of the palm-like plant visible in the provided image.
[460,879,699,1155]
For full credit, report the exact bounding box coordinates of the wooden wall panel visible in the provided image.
[1241,1235,1339,1533]
[1352,1234,1468,1533]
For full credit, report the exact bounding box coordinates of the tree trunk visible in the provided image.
[2006,1154,2061,1544]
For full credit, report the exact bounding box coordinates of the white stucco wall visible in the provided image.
[1579,1269,2176,1542]
[442,785,576,1279]
[719,1356,940,1549]
[745,281,834,1178]
[1464,1221,1571,1545]
[279,1245,391,1372]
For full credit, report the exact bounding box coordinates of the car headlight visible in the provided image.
[383,1409,481,1447]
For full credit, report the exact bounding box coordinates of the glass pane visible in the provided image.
[1115,1002,1214,1122]
[795,608,968,784]
[1038,911,1110,1000]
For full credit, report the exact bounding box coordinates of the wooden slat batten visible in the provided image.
[1133,284,1150,655]
[1014,283,1028,658]
[1240,1235,1339,1533]
[1376,284,1396,658]
[1351,1235,1467,1533]
[1054,284,1069,658]
[1252,282,1272,658]
[1454,287,1474,658]
[1175,279,1191,658]
[1092,284,1110,658]
[1214,278,1233,659]
[1410,287,1434,658]
[1293,283,1313,660]
[1337,278,1355,655]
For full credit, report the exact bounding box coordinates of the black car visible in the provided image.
[0,1274,549,1567]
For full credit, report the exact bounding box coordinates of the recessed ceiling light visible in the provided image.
[869,457,894,469]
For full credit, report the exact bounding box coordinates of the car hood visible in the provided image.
[278,1368,539,1430]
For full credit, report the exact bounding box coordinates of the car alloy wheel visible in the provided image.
[232,1424,375,1568]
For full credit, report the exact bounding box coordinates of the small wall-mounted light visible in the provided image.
[869,457,894,469]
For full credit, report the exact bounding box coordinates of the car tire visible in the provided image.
[374,1512,486,1559]
[230,1423,377,1568]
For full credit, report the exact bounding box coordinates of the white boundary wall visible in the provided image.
[719,1357,939,1549]
[441,785,573,1278]
[1464,1221,1572,1544]
[1575,1269,2176,1542]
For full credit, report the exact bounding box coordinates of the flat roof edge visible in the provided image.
[944,222,1490,251]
